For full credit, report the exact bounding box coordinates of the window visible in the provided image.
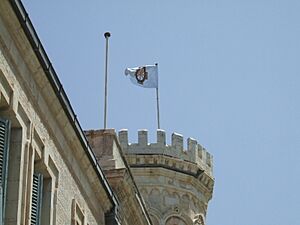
[30,138,58,225]
[72,199,85,225]
[0,118,10,225]
[30,173,43,225]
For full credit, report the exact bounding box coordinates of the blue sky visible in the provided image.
[22,1,300,225]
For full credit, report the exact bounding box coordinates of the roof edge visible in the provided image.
[8,0,118,208]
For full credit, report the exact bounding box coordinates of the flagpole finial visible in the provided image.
[104,32,111,38]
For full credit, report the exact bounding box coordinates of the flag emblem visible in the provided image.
[125,64,158,88]
[135,67,148,84]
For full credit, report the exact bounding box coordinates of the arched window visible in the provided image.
[165,216,187,225]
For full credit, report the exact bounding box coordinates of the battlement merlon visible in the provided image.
[118,129,213,176]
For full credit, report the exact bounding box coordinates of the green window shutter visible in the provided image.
[31,173,43,225]
[0,118,10,225]
[0,186,2,225]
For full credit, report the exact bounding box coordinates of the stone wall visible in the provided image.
[85,129,153,225]
[0,0,116,224]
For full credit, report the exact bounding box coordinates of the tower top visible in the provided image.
[118,129,213,178]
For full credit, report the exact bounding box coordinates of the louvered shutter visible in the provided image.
[31,173,43,225]
[0,118,10,225]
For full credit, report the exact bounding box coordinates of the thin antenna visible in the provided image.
[103,32,111,129]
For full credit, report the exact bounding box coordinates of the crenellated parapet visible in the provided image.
[118,129,214,225]
[118,129,213,178]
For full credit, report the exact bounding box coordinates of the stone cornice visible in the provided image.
[126,154,214,201]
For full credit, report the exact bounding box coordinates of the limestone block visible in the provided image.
[157,129,166,146]
[138,129,148,146]
[171,132,183,153]
[187,138,197,163]
[118,129,128,150]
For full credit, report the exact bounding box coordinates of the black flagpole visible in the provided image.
[103,32,111,129]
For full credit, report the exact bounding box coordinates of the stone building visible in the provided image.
[86,129,214,225]
[0,0,214,224]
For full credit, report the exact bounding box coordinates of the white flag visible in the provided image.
[125,64,158,88]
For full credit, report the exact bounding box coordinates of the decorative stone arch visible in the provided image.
[163,212,193,225]
[165,216,188,225]
[198,202,207,217]
[163,191,180,209]
[149,213,160,225]
[172,191,180,200]
[180,194,190,210]
[191,197,198,212]
[139,188,149,202]
[149,188,161,208]
[162,189,171,207]
[140,187,148,195]
[147,206,163,224]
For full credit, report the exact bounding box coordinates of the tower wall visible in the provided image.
[118,129,214,225]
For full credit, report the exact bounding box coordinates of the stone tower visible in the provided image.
[118,129,214,225]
